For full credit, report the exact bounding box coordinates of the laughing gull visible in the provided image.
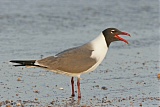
[10,28,130,98]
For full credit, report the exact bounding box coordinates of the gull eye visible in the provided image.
[111,29,116,34]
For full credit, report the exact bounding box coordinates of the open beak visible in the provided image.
[114,32,131,44]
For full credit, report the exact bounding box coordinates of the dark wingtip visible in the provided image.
[13,65,25,67]
[10,60,16,63]
[9,60,36,66]
[10,60,22,63]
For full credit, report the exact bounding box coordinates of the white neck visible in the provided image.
[90,32,108,49]
[82,33,108,74]
[88,33,108,61]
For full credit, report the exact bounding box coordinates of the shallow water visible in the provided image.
[0,0,159,106]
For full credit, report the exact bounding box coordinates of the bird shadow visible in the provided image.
[66,97,81,106]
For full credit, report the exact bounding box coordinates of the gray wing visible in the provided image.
[37,45,97,73]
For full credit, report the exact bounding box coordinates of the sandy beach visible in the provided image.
[0,0,159,106]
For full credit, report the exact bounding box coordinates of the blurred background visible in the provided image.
[0,0,159,106]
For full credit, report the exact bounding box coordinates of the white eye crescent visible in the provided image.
[111,30,115,34]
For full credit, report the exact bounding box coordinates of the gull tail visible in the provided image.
[10,60,37,67]
[10,60,47,68]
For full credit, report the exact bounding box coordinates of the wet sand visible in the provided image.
[0,0,159,106]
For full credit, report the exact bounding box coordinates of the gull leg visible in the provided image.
[71,77,75,97]
[77,77,81,98]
